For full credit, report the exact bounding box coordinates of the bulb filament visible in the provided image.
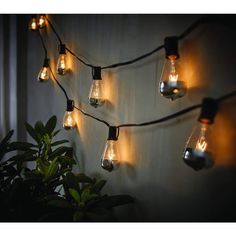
[195,124,208,152]
[168,59,178,82]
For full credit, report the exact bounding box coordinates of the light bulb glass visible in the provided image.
[183,123,213,170]
[88,80,105,108]
[38,15,46,29]
[101,140,120,172]
[37,67,49,82]
[160,57,186,100]
[57,54,67,75]
[63,111,76,130]
[29,17,37,30]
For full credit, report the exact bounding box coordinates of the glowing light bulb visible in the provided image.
[37,58,50,82]
[88,67,105,108]
[57,44,67,75]
[183,98,218,171]
[101,127,120,172]
[29,15,37,31]
[159,37,187,100]
[38,15,46,29]
[63,100,76,130]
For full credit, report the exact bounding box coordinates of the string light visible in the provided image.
[38,14,46,29]
[63,100,76,130]
[88,67,105,108]
[28,15,37,31]
[57,44,68,75]
[30,15,236,171]
[101,126,120,172]
[183,98,218,170]
[37,58,50,82]
[160,37,187,100]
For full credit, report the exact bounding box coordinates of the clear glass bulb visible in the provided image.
[37,67,49,82]
[88,80,105,108]
[101,140,120,172]
[183,123,213,170]
[57,54,67,75]
[63,111,76,130]
[160,57,187,100]
[38,15,46,29]
[29,17,37,30]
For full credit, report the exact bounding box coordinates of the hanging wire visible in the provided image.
[37,30,47,58]
[36,15,236,131]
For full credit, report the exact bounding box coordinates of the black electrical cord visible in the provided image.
[65,47,94,68]
[45,15,63,45]
[37,30,47,58]
[48,65,70,101]
[36,15,236,132]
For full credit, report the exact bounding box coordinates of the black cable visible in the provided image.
[37,30,47,58]
[45,15,63,45]
[65,47,94,68]
[48,65,70,101]
[117,91,236,128]
[74,105,110,127]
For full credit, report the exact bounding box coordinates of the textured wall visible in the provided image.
[26,14,236,221]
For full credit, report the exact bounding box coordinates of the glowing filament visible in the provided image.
[195,124,208,152]
[38,16,46,28]
[168,59,178,82]
[38,67,49,82]
[57,55,67,75]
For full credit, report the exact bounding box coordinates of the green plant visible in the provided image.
[0,116,133,222]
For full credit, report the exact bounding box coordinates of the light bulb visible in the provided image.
[183,98,218,171]
[101,127,120,172]
[38,15,46,29]
[29,15,37,31]
[159,37,187,100]
[88,67,105,108]
[63,100,76,130]
[37,58,50,82]
[57,44,67,75]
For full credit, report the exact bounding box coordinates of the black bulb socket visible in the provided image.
[43,58,50,67]
[59,44,66,55]
[66,100,74,112]
[92,66,102,80]
[198,98,218,124]
[107,126,118,141]
[164,36,179,60]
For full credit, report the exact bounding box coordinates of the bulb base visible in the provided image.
[92,67,102,80]
[198,98,218,124]
[43,58,50,67]
[164,36,179,59]
[108,126,119,140]
[59,44,66,54]
[66,100,74,111]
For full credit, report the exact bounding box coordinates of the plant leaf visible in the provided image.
[9,142,36,151]
[69,188,80,203]
[73,211,84,221]
[47,199,72,209]
[34,121,45,137]
[75,173,94,183]
[45,116,57,135]
[46,158,59,178]
[25,122,40,144]
[91,179,106,193]
[51,140,69,147]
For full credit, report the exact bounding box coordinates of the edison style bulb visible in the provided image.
[57,54,67,75]
[101,140,120,172]
[88,80,105,108]
[183,123,213,171]
[38,15,46,29]
[160,57,187,100]
[29,16,37,30]
[38,66,49,82]
[63,111,76,130]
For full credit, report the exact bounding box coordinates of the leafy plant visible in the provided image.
[0,116,133,222]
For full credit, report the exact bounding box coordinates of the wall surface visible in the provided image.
[25,14,236,221]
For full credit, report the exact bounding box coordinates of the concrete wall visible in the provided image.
[25,14,236,221]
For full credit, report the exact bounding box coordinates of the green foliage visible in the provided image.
[0,116,133,222]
